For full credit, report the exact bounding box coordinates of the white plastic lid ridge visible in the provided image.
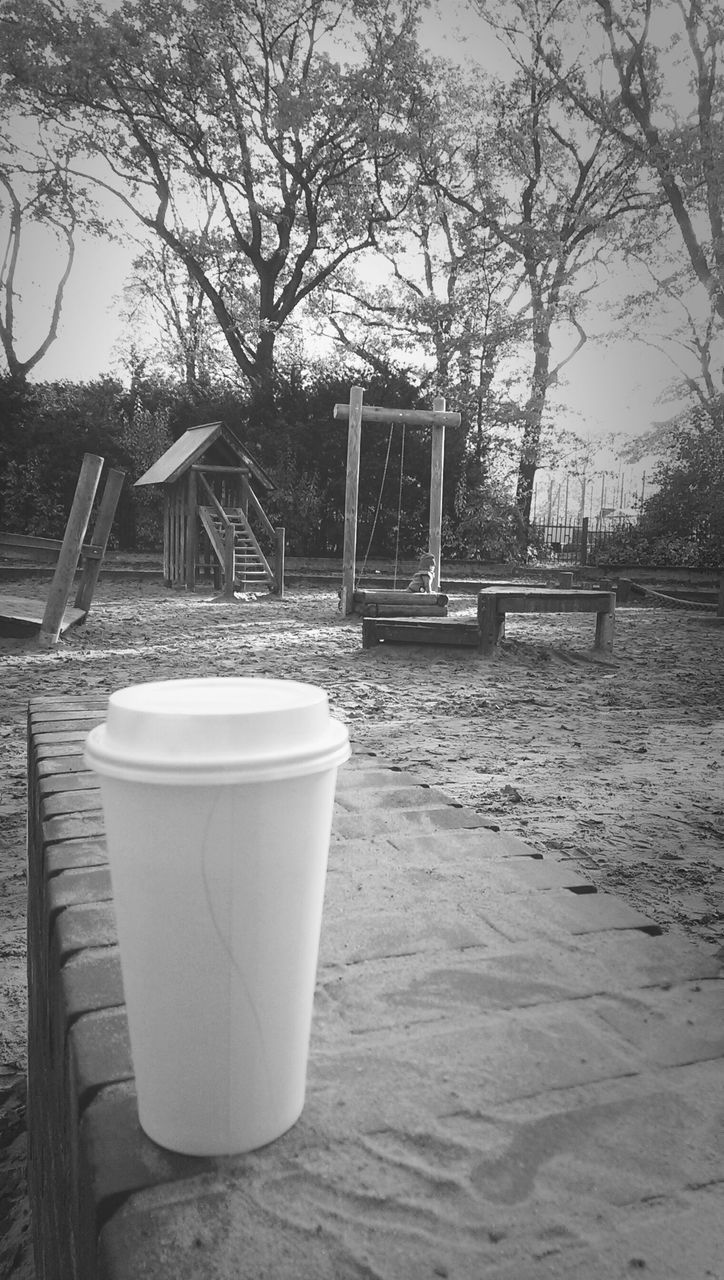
[84,677,350,783]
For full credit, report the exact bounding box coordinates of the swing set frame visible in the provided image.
[333,386,461,616]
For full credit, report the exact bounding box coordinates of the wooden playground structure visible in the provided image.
[0,454,124,646]
[333,387,461,616]
[135,422,285,596]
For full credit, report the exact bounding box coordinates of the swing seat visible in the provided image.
[353,589,449,616]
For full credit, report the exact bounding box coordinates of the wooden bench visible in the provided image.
[478,587,615,654]
[362,588,616,654]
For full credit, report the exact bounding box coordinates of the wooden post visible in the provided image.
[580,516,589,567]
[223,524,235,597]
[477,593,501,656]
[594,592,616,652]
[185,467,198,591]
[274,527,285,597]
[429,396,446,593]
[341,386,364,615]
[38,454,104,648]
[73,467,125,615]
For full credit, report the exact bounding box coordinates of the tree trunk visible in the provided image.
[515,317,551,544]
[246,328,277,420]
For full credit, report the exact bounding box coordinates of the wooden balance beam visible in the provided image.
[362,588,616,654]
[353,589,449,617]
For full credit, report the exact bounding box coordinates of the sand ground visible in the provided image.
[1,579,723,1277]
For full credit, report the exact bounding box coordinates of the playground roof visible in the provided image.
[134,422,275,490]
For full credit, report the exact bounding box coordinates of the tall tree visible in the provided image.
[419,0,651,534]
[539,0,724,432]
[314,192,525,483]
[588,0,724,324]
[0,113,85,380]
[1,0,425,403]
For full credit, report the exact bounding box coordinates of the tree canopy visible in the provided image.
[2,0,426,397]
[1,0,722,557]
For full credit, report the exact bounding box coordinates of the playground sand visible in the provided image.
[1,579,723,1277]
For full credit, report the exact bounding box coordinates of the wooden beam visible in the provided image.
[190,465,248,474]
[340,386,363,616]
[185,466,198,591]
[38,454,104,649]
[334,403,461,429]
[73,467,125,615]
[428,395,446,592]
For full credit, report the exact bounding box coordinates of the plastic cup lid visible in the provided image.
[84,677,350,784]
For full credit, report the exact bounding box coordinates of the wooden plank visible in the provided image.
[0,596,85,635]
[333,403,461,428]
[354,589,449,606]
[39,454,104,648]
[362,617,478,649]
[370,604,448,618]
[481,588,611,613]
[74,467,125,615]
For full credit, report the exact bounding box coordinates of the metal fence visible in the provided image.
[529,517,634,565]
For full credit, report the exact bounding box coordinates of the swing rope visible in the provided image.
[393,424,405,588]
[355,423,395,589]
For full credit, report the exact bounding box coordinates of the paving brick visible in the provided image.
[61,948,125,1021]
[335,766,421,791]
[48,866,113,915]
[386,828,543,859]
[493,858,594,893]
[319,902,500,965]
[37,753,94,777]
[599,1185,724,1279]
[34,729,98,744]
[593,978,724,1067]
[80,1083,214,1219]
[41,789,103,818]
[43,809,106,844]
[70,1008,134,1108]
[39,770,101,796]
[53,901,119,961]
[333,805,501,839]
[472,889,660,944]
[97,1181,348,1280]
[46,837,109,874]
[335,783,466,812]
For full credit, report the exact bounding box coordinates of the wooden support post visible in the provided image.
[580,516,589,567]
[594,592,616,652]
[341,386,363,615]
[223,524,235,597]
[477,593,502,656]
[38,454,104,648]
[185,467,198,591]
[73,467,125,615]
[428,395,445,593]
[274,527,285,597]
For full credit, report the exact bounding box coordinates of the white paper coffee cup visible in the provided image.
[84,677,350,1155]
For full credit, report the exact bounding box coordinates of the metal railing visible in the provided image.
[529,517,636,565]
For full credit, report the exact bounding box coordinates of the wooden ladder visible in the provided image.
[199,505,274,591]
